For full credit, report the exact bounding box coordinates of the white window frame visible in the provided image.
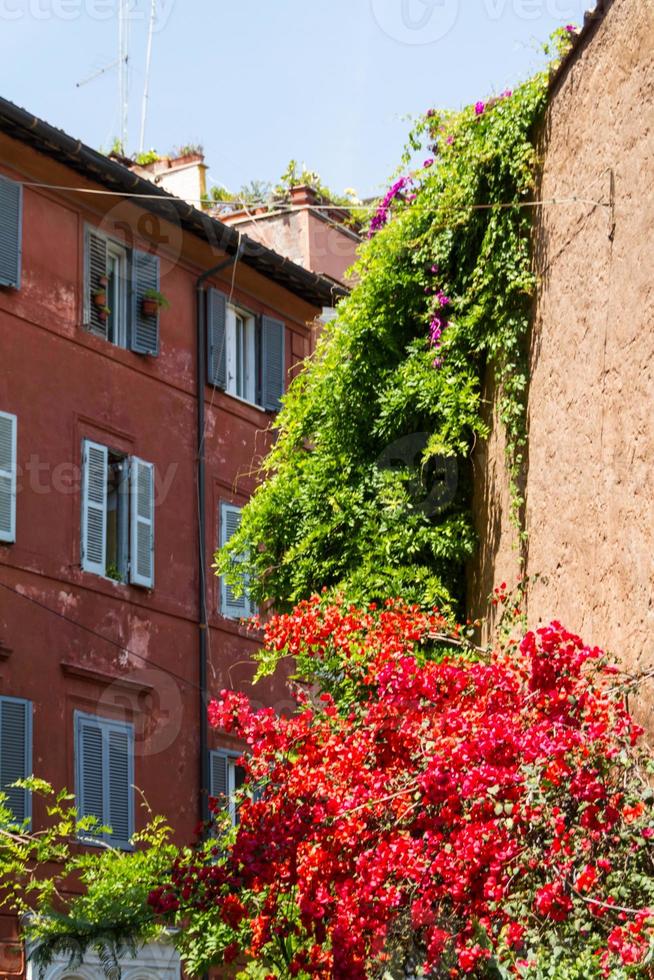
[226,306,258,406]
[107,239,129,349]
[81,442,154,589]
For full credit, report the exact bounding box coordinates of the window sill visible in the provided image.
[77,834,134,852]
[225,392,268,414]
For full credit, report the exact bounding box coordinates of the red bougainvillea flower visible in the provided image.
[149,601,654,978]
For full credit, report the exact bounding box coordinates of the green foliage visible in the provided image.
[0,780,176,978]
[134,149,161,166]
[217,63,562,615]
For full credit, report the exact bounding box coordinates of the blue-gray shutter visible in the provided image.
[0,175,22,289]
[107,727,132,846]
[207,288,227,388]
[0,412,17,544]
[76,715,104,838]
[219,503,250,619]
[131,250,160,355]
[209,750,228,809]
[129,457,155,588]
[81,440,108,576]
[75,713,134,847]
[261,316,285,412]
[83,226,109,339]
[0,697,32,826]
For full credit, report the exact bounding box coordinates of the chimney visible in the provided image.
[289,184,320,207]
[130,150,208,209]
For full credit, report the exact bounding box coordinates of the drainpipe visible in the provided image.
[195,241,243,825]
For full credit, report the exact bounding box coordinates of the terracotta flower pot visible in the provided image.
[142,298,159,317]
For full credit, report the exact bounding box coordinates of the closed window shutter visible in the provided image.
[81,440,108,576]
[75,713,134,847]
[84,226,109,339]
[209,750,228,811]
[207,288,227,388]
[130,457,155,588]
[131,249,160,356]
[107,728,132,846]
[76,716,104,836]
[0,175,22,289]
[0,697,32,825]
[220,503,252,619]
[0,412,17,543]
[261,316,285,412]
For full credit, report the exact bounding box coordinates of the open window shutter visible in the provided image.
[261,316,285,412]
[131,250,160,355]
[84,226,109,339]
[130,457,155,588]
[207,288,227,388]
[107,727,133,846]
[76,715,104,836]
[220,503,249,618]
[0,412,17,543]
[81,440,107,576]
[209,750,228,812]
[0,698,31,825]
[0,175,22,289]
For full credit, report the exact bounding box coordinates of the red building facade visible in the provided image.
[0,96,343,977]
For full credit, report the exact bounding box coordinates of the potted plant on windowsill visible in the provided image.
[92,286,107,308]
[97,305,111,323]
[141,289,170,317]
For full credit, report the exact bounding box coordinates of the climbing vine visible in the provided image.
[218,30,577,616]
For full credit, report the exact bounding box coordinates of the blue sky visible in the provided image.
[0,0,589,199]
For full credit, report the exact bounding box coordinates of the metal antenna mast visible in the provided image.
[118,0,129,151]
[139,0,157,153]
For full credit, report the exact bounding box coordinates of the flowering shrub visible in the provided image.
[149,600,654,978]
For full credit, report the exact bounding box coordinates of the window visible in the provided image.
[0,411,17,543]
[209,749,246,827]
[107,239,128,348]
[0,174,22,289]
[75,712,134,848]
[84,225,160,356]
[81,440,155,588]
[227,307,257,403]
[207,288,286,411]
[0,696,32,826]
[219,502,255,619]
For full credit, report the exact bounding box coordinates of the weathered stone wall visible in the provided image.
[469,0,654,727]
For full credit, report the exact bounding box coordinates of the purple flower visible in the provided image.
[433,357,444,369]
[423,158,434,169]
[475,101,486,116]
[435,290,450,308]
[368,175,414,237]
[431,264,439,274]
[426,108,436,118]
[500,89,513,99]
[446,135,455,146]
[565,23,577,32]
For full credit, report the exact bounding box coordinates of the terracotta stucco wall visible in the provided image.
[469,0,654,725]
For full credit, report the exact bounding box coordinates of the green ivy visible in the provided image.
[218,33,574,616]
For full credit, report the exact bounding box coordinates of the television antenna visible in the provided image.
[75,0,131,153]
[139,0,158,153]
